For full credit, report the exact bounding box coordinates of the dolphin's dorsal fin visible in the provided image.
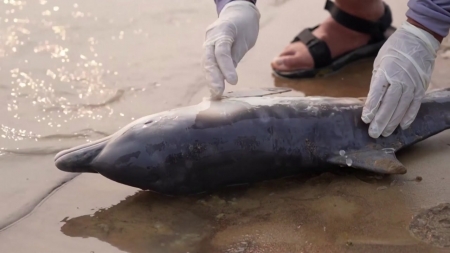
[327,149,407,174]
[221,87,292,98]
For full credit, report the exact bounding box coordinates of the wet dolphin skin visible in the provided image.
[54,88,450,195]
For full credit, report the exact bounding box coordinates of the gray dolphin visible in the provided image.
[54,87,450,195]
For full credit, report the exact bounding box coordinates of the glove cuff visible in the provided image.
[402,21,440,54]
[221,0,261,19]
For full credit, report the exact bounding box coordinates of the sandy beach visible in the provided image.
[1,0,450,252]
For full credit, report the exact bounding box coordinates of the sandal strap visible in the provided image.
[289,1,393,70]
[324,0,392,41]
[292,27,332,69]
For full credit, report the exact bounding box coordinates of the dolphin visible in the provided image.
[54,87,450,195]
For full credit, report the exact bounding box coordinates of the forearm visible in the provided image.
[214,0,256,14]
[406,0,450,39]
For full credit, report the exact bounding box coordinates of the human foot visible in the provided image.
[271,0,385,74]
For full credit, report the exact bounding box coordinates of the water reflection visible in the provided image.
[61,171,434,253]
[272,58,374,98]
[0,0,146,148]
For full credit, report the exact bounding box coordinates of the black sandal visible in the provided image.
[273,0,396,79]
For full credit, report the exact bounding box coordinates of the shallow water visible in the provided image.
[1,0,450,252]
[58,173,436,253]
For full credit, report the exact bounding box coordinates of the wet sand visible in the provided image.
[1,0,450,252]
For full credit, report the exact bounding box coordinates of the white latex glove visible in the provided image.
[361,21,440,138]
[202,1,260,99]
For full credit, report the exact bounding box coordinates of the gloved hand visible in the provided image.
[361,21,440,138]
[202,1,260,99]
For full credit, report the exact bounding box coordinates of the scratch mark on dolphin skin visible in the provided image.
[188,141,207,157]
[166,152,184,164]
[146,142,166,155]
[0,174,80,232]
[235,136,260,151]
[116,151,141,164]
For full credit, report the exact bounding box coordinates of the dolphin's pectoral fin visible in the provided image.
[221,87,292,98]
[327,149,407,175]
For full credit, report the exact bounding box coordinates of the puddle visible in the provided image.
[60,171,444,253]
[272,58,373,98]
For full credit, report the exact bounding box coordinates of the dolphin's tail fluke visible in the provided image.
[54,137,110,173]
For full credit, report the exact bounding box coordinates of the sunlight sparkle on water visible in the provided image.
[1,0,143,144]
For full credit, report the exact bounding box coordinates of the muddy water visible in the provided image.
[59,173,434,253]
[1,0,450,252]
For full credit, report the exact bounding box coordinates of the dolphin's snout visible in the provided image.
[54,137,109,173]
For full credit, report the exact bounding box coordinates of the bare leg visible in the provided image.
[271,0,385,72]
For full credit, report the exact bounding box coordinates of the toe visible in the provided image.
[271,42,314,72]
